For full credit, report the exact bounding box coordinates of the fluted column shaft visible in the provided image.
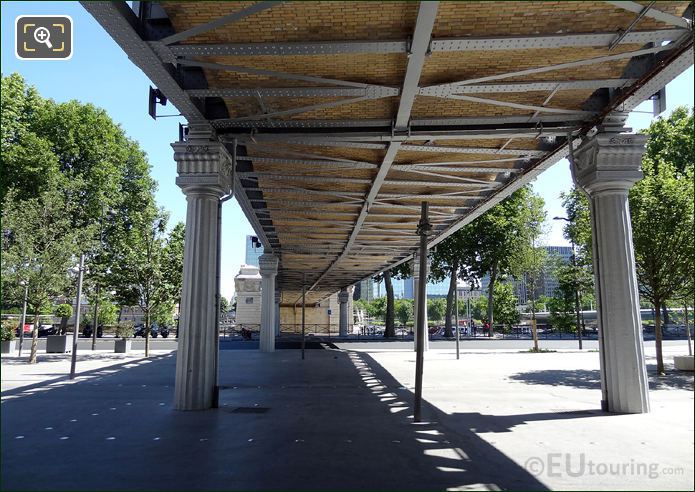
[172,130,232,411]
[338,288,349,337]
[259,254,278,352]
[274,290,281,336]
[573,119,649,414]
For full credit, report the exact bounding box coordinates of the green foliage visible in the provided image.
[630,107,694,373]
[1,319,16,341]
[559,187,593,265]
[85,300,118,326]
[115,321,134,339]
[471,296,488,322]
[55,303,73,318]
[642,106,694,176]
[547,264,579,332]
[1,188,77,318]
[427,298,446,323]
[394,299,413,327]
[367,297,386,321]
[490,282,520,329]
[1,73,160,336]
[453,186,545,328]
[152,301,175,327]
[220,296,230,316]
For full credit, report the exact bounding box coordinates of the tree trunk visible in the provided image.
[661,303,669,327]
[487,264,497,337]
[444,262,457,338]
[60,316,68,336]
[685,303,692,357]
[383,271,395,338]
[145,309,151,357]
[654,300,664,375]
[29,313,39,364]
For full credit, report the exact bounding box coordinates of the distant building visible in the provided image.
[234,264,262,326]
[373,275,450,300]
[245,235,264,267]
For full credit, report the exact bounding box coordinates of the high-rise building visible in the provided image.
[245,235,264,267]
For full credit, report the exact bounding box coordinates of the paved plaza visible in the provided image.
[1,341,693,491]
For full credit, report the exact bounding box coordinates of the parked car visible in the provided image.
[82,324,104,338]
[38,324,57,337]
[159,326,170,338]
[14,323,55,337]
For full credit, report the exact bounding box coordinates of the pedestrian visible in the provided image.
[471,320,477,336]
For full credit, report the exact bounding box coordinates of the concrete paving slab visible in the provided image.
[340,342,694,491]
[1,342,692,490]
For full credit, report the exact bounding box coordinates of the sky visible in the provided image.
[2,2,693,300]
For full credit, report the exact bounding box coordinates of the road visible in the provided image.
[7,336,690,354]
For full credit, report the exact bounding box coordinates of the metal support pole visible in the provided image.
[414,201,431,423]
[91,283,99,351]
[69,254,85,379]
[18,283,28,357]
[467,297,471,337]
[455,279,460,360]
[572,241,583,350]
[301,274,306,360]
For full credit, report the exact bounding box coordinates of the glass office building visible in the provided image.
[245,235,264,267]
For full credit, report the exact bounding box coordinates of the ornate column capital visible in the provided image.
[572,118,647,196]
[172,127,232,197]
[338,288,349,304]
[258,253,278,277]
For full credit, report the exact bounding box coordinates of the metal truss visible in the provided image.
[159,28,685,56]
[84,0,694,300]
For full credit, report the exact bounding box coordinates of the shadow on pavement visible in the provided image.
[508,364,694,391]
[3,347,552,491]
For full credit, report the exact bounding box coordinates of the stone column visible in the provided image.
[274,290,281,336]
[259,254,279,352]
[338,287,350,337]
[412,254,429,352]
[572,113,649,414]
[172,129,231,411]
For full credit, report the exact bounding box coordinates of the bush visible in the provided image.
[55,303,73,318]
[115,321,134,339]
[1,319,16,341]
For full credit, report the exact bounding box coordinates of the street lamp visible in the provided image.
[17,280,29,357]
[69,254,86,379]
[553,216,583,350]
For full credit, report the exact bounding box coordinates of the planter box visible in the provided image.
[1,340,16,354]
[114,339,131,353]
[674,355,694,372]
[46,335,69,353]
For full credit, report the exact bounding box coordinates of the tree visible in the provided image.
[220,297,230,318]
[366,297,386,322]
[631,107,694,374]
[427,298,446,324]
[1,188,78,362]
[430,231,466,337]
[394,299,413,328]
[373,262,410,338]
[109,206,185,357]
[55,304,73,336]
[490,282,520,331]
[516,195,547,350]
[455,186,545,335]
